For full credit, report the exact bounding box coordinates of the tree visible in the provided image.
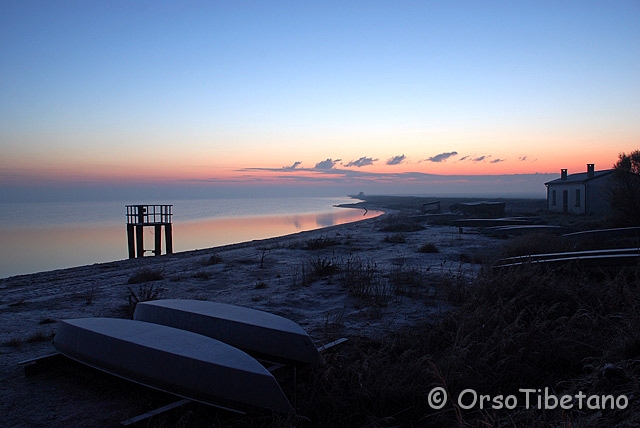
[610,150,640,226]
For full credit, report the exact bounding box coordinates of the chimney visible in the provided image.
[587,164,594,178]
[561,169,567,180]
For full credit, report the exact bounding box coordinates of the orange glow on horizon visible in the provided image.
[1,141,628,187]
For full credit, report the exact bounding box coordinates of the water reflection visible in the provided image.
[0,208,381,278]
[175,209,380,250]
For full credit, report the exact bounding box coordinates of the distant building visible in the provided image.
[544,164,614,215]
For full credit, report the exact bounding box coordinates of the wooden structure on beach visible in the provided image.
[126,205,173,259]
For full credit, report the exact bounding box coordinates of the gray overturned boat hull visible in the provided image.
[53,318,294,414]
[134,299,319,365]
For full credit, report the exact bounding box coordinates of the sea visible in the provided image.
[0,196,381,279]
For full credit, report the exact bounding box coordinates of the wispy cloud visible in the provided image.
[425,151,458,163]
[346,156,377,167]
[386,154,406,166]
[519,156,527,161]
[283,161,302,170]
[491,158,505,163]
[473,155,487,162]
[459,155,469,161]
[314,158,340,169]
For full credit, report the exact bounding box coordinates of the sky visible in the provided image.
[1,1,639,201]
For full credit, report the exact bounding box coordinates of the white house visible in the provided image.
[545,164,614,215]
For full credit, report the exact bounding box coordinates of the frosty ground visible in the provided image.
[0,197,542,427]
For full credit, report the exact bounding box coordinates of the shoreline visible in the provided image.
[0,196,545,427]
[0,199,383,280]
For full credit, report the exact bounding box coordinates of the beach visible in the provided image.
[0,196,544,427]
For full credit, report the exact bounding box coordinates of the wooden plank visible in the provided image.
[121,398,192,426]
[317,337,348,353]
[18,352,63,377]
[498,248,640,264]
[496,253,640,269]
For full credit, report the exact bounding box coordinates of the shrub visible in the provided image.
[127,267,164,284]
[305,236,341,250]
[389,265,427,297]
[308,255,339,278]
[340,256,391,305]
[191,271,211,280]
[383,233,406,244]
[201,254,222,266]
[127,282,161,318]
[295,255,340,286]
[418,242,439,253]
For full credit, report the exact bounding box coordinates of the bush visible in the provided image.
[305,236,341,250]
[127,267,164,284]
[383,233,406,243]
[191,271,211,280]
[201,254,222,266]
[418,242,439,253]
[126,282,161,318]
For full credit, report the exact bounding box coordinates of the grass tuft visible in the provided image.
[383,233,406,244]
[127,267,164,284]
[305,236,341,250]
[127,282,162,318]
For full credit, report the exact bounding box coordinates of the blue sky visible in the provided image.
[1,1,639,201]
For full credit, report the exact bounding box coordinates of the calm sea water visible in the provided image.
[0,196,379,279]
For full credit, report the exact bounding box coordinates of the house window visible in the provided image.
[575,189,581,207]
[551,190,556,206]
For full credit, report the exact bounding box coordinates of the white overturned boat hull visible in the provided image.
[53,318,294,414]
[134,299,319,365]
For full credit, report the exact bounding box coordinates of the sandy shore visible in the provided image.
[0,197,545,427]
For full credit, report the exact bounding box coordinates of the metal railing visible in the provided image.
[126,205,173,225]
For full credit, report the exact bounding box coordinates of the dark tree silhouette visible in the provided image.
[610,150,640,226]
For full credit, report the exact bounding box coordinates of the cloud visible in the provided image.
[314,158,340,169]
[386,155,406,166]
[519,156,528,161]
[346,156,377,167]
[473,155,487,162]
[426,151,458,163]
[283,161,302,170]
[491,158,505,163]
[459,155,469,161]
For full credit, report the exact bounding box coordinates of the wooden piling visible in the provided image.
[136,225,144,258]
[165,223,173,254]
[154,225,162,256]
[127,224,135,259]
[126,205,173,259]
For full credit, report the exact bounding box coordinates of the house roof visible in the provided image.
[545,169,614,186]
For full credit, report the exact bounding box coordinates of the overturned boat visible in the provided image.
[53,317,295,414]
[134,299,319,365]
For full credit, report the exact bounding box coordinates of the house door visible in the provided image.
[562,190,568,213]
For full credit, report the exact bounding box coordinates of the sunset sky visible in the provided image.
[2,1,639,201]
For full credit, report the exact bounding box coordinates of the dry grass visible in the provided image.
[127,267,164,284]
[304,236,342,250]
[252,263,638,428]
